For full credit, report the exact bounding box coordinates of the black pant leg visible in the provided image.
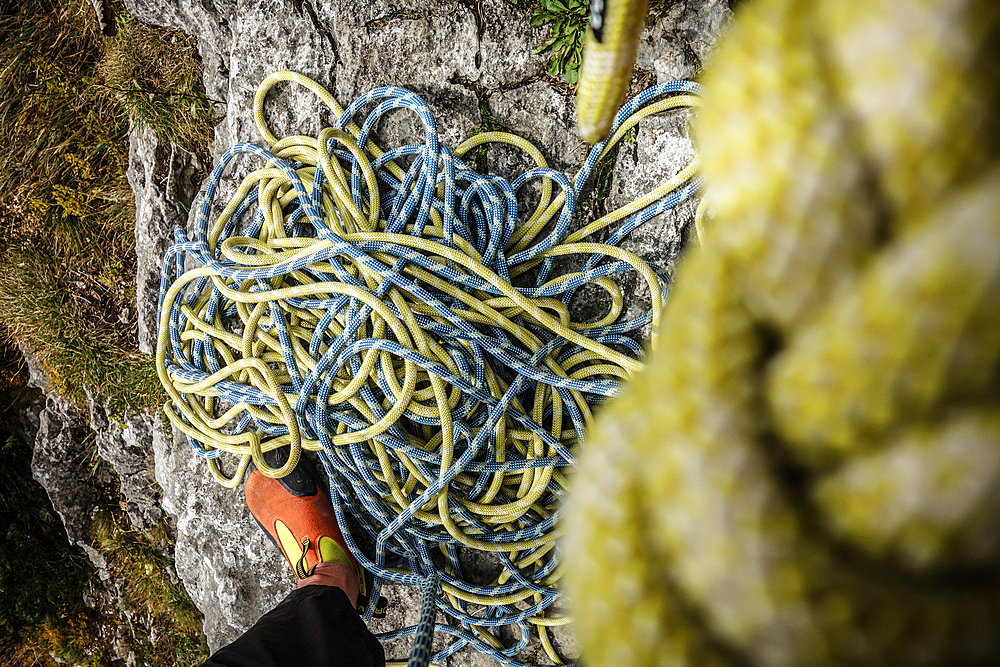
[201,585,386,667]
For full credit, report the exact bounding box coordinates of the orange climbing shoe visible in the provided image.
[244,448,360,583]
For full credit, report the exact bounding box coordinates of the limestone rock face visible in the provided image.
[609,110,699,341]
[152,425,294,649]
[488,81,583,174]
[18,345,165,551]
[20,387,143,667]
[636,0,732,82]
[25,391,101,549]
[119,0,732,659]
[18,344,105,554]
[128,126,203,355]
[87,392,165,533]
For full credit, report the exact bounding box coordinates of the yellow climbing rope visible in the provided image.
[564,0,1000,665]
[155,70,701,664]
[575,0,650,144]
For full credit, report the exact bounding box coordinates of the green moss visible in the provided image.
[470,100,507,174]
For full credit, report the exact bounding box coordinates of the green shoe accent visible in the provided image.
[319,535,355,569]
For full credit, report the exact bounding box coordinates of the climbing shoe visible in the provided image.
[244,448,368,597]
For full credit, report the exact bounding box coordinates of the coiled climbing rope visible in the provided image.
[155,70,700,666]
[564,0,1000,665]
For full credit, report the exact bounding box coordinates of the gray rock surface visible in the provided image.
[87,391,165,533]
[18,344,104,553]
[637,0,732,82]
[488,81,583,174]
[18,345,165,550]
[601,0,730,343]
[608,110,699,342]
[24,390,101,549]
[18,349,164,667]
[119,0,732,661]
[152,424,294,649]
[129,125,204,354]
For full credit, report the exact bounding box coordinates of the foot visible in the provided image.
[245,448,362,603]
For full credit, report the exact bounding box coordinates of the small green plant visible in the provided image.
[591,151,617,201]
[531,0,686,84]
[171,625,210,667]
[531,0,589,83]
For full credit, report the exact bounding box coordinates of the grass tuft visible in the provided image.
[98,11,215,155]
[0,0,212,415]
[0,242,163,414]
[471,100,506,174]
[90,511,205,638]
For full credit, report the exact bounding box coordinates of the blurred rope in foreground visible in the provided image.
[565,0,1000,665]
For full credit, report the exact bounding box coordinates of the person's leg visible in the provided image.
[199,450,384,667]
[201,583,382,667]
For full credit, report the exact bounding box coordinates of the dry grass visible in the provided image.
[98,9,215,154]
[0,0,211,415]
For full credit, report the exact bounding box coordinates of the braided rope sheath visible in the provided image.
[576,0,650,143]
[564,0,1000,665]
[155,70,701,665]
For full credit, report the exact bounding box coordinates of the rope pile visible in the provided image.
[155,70,700,665]
[564,0,1000,665]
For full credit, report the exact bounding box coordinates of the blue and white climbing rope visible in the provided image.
[155,71,700,666]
